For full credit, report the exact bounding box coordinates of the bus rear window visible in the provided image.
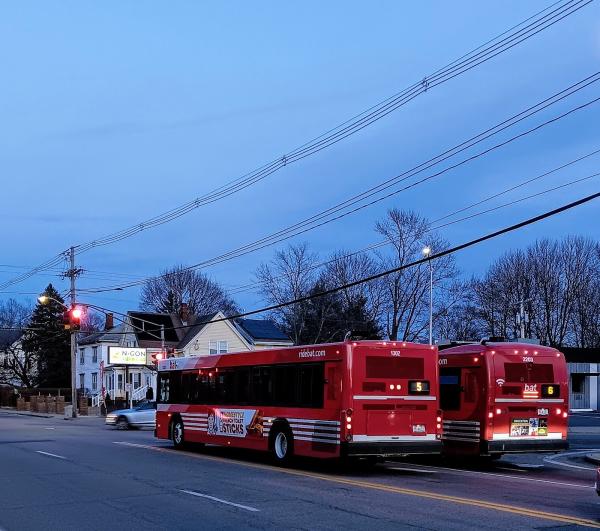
[504,363,554,383]
[366,356,424,379]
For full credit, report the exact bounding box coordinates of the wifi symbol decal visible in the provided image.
[496,378,505,386]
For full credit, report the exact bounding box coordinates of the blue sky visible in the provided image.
[1,1,599,315]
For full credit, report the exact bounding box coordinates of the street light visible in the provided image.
[422,246,433,345]
[38,294,78,418]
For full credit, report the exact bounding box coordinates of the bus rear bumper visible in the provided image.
[484,439,568,454]
[342,439,442,457]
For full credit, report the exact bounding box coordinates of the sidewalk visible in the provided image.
[0,406,103,420]
[0,406,54,418]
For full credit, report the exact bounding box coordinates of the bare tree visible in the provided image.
[140,265,239,317]
[470,236,600,347]
[529,236,599,347]
[255,243,319,344]
[321,250,384,324]
[435,280,484,342]
[0,298,36,387]
[472,249,533,339]
[375,209,457,341]
[80,309,105,335]
[0,298,31,329]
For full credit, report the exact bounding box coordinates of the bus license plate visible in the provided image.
[537,408,549,416]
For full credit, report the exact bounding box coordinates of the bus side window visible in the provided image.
[440,368,461,411]
[299,364,324,408]
[464,371,478,404]
[327,367,337,400]
[158,373,170,403]
[234,368,249,404]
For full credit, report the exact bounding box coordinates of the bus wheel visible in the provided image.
[271,426,294,465]
[171,418,185,449]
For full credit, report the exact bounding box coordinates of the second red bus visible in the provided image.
[439,341,569,457]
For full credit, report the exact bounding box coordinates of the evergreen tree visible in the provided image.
[298,282,381,344]
[341,295,381,340]
[21,284,70,387]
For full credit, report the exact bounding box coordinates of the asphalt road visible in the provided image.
[1,410,599,530]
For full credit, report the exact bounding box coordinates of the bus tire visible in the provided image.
[171,417,185,449]
[270,425,294,465]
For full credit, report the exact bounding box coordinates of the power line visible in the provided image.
[0,0,590,294]
[78,75,600,294]
[72,0,589,255]
[75,191,600,336]
[225,163,600,297]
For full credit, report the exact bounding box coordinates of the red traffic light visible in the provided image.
[151,352,165,365]
[71,307,83,320]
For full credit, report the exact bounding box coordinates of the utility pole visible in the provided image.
[65,246,83,418]
[422,246,433,345]
[428,260,433,346]
[515,299,530,339]
[69,247,77,418]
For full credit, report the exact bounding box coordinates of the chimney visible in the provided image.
[179,303,190,325]
[104,313,114,330]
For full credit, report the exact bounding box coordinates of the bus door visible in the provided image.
[440,365,483,450]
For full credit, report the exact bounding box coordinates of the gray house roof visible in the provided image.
[177,313,292,350]
[78,324,125,345]
[235,318,291,343]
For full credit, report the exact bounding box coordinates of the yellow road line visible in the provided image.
[114,442,600,528]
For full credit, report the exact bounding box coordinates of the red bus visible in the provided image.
[439,341,569,457]
[155,340,442,463]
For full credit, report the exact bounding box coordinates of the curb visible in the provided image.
[585,454,600,466]
[0,410,53,418]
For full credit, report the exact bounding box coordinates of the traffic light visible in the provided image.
[151,352,165,365]
[63,310,72,330]
[63,305,84,330]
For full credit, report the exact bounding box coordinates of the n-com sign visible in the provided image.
[108,346,148,366]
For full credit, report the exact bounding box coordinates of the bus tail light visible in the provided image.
[562,411,568,418]
[344,409,353,438]
[495,408,501,415]
[488,411,494,419]
[555,408,562,415]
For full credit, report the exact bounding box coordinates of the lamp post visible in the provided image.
[38,295,79,418]
[422,246,433,345]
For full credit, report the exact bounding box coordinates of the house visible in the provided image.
[77,311,181,403]
[177,311,293,356]
[0,330,32,388]
[76,308,292,404]
[77,316,123,399]
[562,347,600,411]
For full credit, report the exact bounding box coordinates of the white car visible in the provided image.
[105,401,156,429]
